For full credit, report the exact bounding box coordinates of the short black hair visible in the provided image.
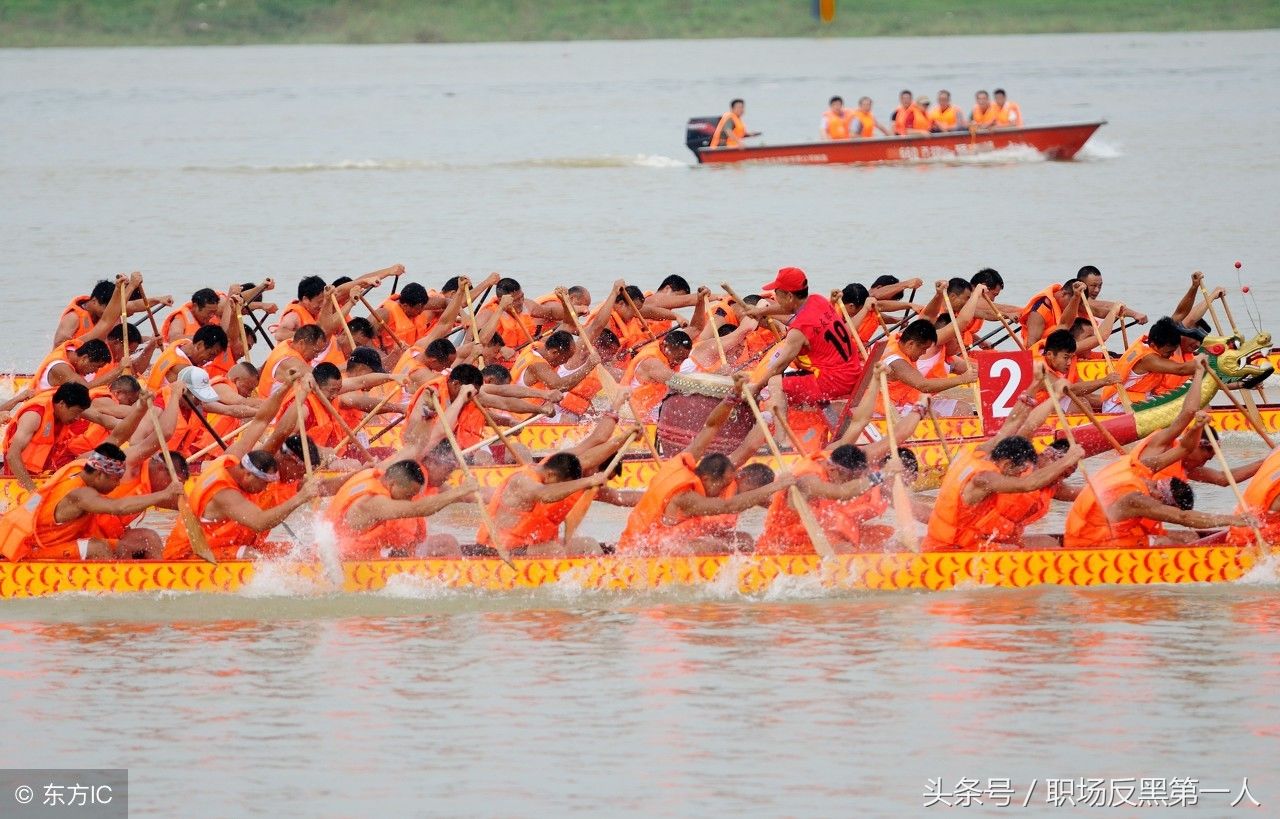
[543,452,583,481]
[946,277,973,297]
[545,330,574,353]
[76,339,111,364]
[595,329,620,350]
[193,324,229,351]
[901,319,938,346]
[292,324,326,347]
[695,452,734,479]
[736,462,775,490]
[386,459,426,486]
[1076,265,1102,279]
[90,280,115,306]
[111,321,141,345]
[481,364,511,384]
[871,274,899,289]
[424,338,456,361]
[331,276,353,288]
[348,316,375,338]
[441,276,462,294]
[283,434,320,464]
[1044,329,1077,356]
[192,288,219,309]
[658,275,691,294]
[730,98,744,107]
[496,277,522,296]
[971,268,1003,290]
[1169,477,1194,510]
[165,451,191,482]
[1148,317,1182,350]
[449,363,483,388]
[298,275,326,301]
[829,444,868,474]
[312,362,342,386]
[829,95,843,105]
[994,88,1007,96]
[664,330,692,351]
[399,283,428,308]
[841,282,869,308]
[991,435,1038,468]
[617,286,646,305]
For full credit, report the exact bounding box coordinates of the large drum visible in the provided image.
[655,373,755,455]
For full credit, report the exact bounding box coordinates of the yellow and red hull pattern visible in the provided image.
[0,544,1262,599]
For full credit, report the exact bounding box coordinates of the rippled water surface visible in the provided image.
[2,31,1280,816]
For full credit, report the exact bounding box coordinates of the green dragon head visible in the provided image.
[1202,331,1274,388]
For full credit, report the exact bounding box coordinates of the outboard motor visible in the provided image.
[686,116,720,158]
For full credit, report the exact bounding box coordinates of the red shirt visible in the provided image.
[787,295,862,387]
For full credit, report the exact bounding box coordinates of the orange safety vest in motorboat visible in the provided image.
[621,345,671,420]
[58,296,98,345]
[994,101,1023,127]
[162,454,268,560]
[0,460,97,561]
[1064,455,1163,549]
[617,453,737,553]
[1018,284,1063,344]
[850,110,876,138]
[928,104,959,130]
[476,466,582,551]
[2,393,75,476]
[923,451,1008,551]
[377,295,432,349]
[893,104,930,135]
[710,111,746,148]
[1229,447,1280,545]
[146,341,193,391]
[822,108,855,139]
[1099,337,1173,408]
[324,467,429,559]
[971,104,999,127]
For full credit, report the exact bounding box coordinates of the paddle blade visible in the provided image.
[890,475,919,553]
[178,495,217,565]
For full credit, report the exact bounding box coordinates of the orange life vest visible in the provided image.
[256,340,308,398]
[823,108,855,139]
[923,451,1008,551]
[162,455,268,560]
[893,104,930,135]
[32,343,79,393]
[476,466,582,550]
[161,302,207,343]
[2,393,75,476]
[850,110,876,138]
[58,296,98,345]
[1064,455,1163,549]
[1229,447,1280,545]
[377,295,432,349]
[1100,337,1173,408]
[877,335,922,414]
[278,390,342,449]
[478,304,535,349]
[1018,284,1063,344]
[621,345,671,420]
[0,459,96,561]
[147,342,193,391]
[991,485,1056,545]
[928,104,959,130]
[324,468,429,559]
[405,379,486,450]
[971,104,999,127]
[617,453,736,553]
[710,111,746,148]
[995,101,1022,127]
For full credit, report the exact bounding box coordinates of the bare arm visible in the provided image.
[5,413,42,491]
[1116,492,1247,530]
[669,478,791,517]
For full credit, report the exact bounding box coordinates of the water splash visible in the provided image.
[1076,138,1123,161]
[1236,551,1280,585]
[184,154,687,174]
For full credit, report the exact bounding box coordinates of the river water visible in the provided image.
[2,31,1279,816]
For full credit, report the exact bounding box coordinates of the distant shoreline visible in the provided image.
[2,0,1278,48]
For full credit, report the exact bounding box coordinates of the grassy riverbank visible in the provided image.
[3,0,1278,47]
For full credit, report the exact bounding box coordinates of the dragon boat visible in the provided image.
[0,540,1269,599]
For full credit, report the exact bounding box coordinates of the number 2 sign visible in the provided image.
[975,350,1034,430]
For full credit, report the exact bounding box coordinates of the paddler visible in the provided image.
[475,277,549,351]
[52,273,165,349]
[923,431,1084,552]
[0,442,183,562]
[877,318,978,417]
[892,90,931,135]
[161,287,222,342]
[821,95,856,140]
[511,329,602,422]
[1031,329,1120,410]
[617,390,794,555]
[1228,445,1280,546]
[162,378,321,561]
[992,88,1023,128]
[325,460,478,560]
[709,98,758,148]
[746,267,868,412]
[147,325,230,391]
[970,90,998,128]
[1099,317,1199,412]
[272,265,399,343]
[927,90,968,132]
[851,96,891,138]
[2,382,94,492]
[256,324,330,397]
[31,338,113,393]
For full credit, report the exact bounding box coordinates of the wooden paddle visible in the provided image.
[119,285,132,375]
[940,289,984,412]
[145,403,216,564]
[1204,365,1276,448]
[472,398,532,466]
[325,390,398,459]
[186,421,250,464]
[461,282,488,367]
[981,292,1025,352]
[554,287,625,400]
[561,429,639,548]
[741,388,836,559]
[706,292,731,370]
[619,284,657,343]
[310,388,375,460]
[461,413,549,457]
[424,390,515,568]
[292,383,315,509]
[923,398,955,467]
[720,283,787,341]
[877,372,920,552]
[357,293,408,353]
[1044,377,1116,541]
[1204,427,1267,553]
[232,296,253,366]
[330,292,357,352]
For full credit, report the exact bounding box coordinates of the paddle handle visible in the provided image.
[145,403,216,564]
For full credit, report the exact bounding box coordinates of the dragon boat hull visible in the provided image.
[0,543,1265,598]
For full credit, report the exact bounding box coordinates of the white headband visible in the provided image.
[240,454,279,482]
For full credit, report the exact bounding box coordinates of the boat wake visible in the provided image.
[183,154,687,174]
[916,144,1046,167]
[1075,138,1123,161]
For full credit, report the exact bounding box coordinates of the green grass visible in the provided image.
[2,0,1278,47]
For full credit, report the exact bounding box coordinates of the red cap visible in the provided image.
[761,267,808,292]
